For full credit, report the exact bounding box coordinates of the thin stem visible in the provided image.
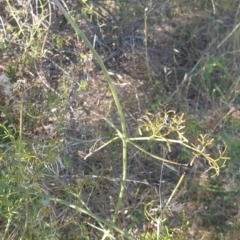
[129,140,187,166]
[157,173,185,240]
[0,183,135,240]
[52,0,128,224]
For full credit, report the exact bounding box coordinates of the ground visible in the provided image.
[0,0,240,239]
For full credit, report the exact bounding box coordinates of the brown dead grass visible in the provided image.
[1,0,240,239]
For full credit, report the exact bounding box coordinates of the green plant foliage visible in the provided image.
[0,39,9,55]
[185,118,201,136]
[200,54,228,97]
[138,110,188,145]
[5,65,18,83]
[52,34,65,49]
[77,80,89,91]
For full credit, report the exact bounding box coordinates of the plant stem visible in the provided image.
[52,0,128,224]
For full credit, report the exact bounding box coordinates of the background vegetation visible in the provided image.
[0,0,240,239]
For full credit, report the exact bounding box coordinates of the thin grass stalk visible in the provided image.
[0,183,135,240]
[6,0,24,35]
[18,91,23,147]
[2,215,13,240]
[144,8,152,82]
[157,173,185,240]
[52,0,128,224]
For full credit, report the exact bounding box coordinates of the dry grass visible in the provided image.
[0,0,240,239]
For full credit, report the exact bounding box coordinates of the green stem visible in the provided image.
[129,140,186,166]
[52,0,128,224]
